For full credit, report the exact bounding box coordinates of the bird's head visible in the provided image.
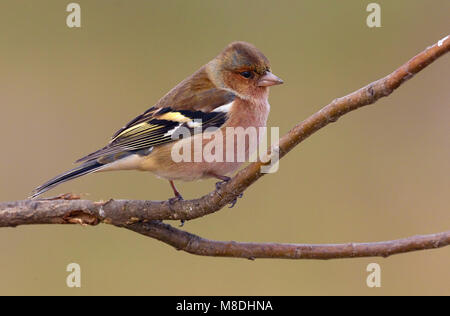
[207,41,283,100]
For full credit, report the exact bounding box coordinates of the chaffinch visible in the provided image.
[31,41,283,199]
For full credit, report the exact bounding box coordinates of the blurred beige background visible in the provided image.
[0,0,449,295]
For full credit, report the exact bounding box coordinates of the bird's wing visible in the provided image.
[76,105,232,163]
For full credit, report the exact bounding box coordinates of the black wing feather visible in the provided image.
[75,107,229,163]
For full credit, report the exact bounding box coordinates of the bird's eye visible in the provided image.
[239,71,253,79]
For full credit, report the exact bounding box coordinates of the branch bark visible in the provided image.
[1,35,449,260]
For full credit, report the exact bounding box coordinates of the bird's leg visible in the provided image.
[168,180,183,201]
[168,180,185,226]
[208,173,243,208]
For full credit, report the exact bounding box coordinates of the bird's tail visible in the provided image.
[30,160,104,199]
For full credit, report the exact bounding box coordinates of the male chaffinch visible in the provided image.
[31,41,283,200]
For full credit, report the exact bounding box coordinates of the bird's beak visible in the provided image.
[257,71,284,87]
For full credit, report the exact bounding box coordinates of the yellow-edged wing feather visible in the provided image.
[75,106,230,163]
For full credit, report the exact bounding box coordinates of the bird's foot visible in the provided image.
[215,176,231,191]
[168,194,185,226]
[228,192,244,208]
[168,193,184,205]
[213,176,243,208]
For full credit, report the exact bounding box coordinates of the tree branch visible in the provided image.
[126,221,450,260]
[1,35,449,260]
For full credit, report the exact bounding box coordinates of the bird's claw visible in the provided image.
[168,194,184,205]
[228,192,244,208]
[214,177,242,208]
[215,178,231,191]
[168,195,185,226]
[215,181,224,191]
